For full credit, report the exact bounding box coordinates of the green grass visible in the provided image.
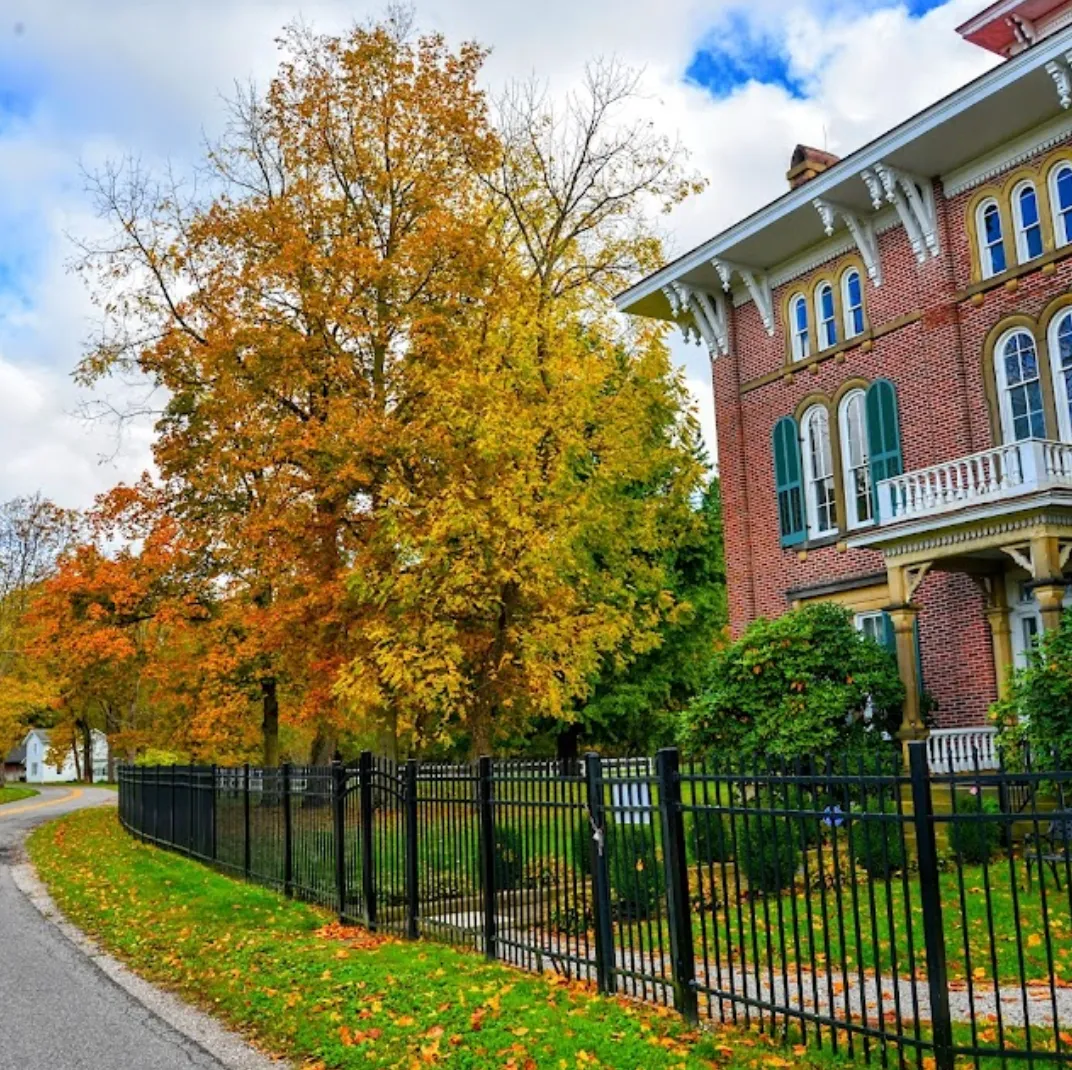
[29,809,844,1070]
[0,785,37,806]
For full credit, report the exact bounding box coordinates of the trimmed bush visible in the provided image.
[606,827,666,918]
[686,811,730,864]
[735,811,800,894]
[949,791,1001,864]
[571,819,593,876]
[480,825,525,891]
[849,796,905,879]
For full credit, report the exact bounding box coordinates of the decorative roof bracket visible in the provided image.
[666,282,728,360]
[1047,54,1072,109]
[711,258,775,335]
[862,164,939,263]
[812,199,883,286]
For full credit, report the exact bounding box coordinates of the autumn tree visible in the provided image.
[75,13,707,760]
[0,496,79,783]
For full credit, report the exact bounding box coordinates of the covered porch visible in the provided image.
[847,438,1072,761]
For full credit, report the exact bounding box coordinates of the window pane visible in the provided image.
[984,204,1002,244]
[1018,187,1044,260]
[1020,186,1040,227]
[1058,168,1072,243]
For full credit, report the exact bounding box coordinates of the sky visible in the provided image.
[0,0,998,507]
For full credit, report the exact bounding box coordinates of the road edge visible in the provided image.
[12,854,290,1070]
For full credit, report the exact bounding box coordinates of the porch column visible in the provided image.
[981,575,1014,699]
[1029,534,1067,633]
[886,604,925,743]
[1034,582,1066,633]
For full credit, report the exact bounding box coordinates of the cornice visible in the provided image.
[942,112,1072,198]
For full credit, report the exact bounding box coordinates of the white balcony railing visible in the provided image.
[877,439,1072,524]
[926,726,999,773]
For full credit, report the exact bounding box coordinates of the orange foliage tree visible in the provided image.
[71,15,707,761]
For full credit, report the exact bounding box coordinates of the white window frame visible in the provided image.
[977,198,1006,279]
[854,611,885,643]
[1050,163,1072,248]
[838,388,873,530]
[842,269,864,340]
[801,404,838,538]
[815,282,837,351]
[790,294,810,362]
[995,327,1047,443]
[1012,180,1044,264]
[1049,309,1072,444]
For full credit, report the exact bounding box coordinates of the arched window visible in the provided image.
[815,282,837,350]
[1049,309,1072,442]
[1013,181,1044,263]
[790,294,810,361]
[801,405,837,537]
[839,389,872,528]
[996,329,1046,442]
[842,268,864,339]
[1051,164,1072,247]
[977,198,1006,279]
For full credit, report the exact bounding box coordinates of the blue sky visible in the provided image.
[0,0,993,504]
[686,0,956,101]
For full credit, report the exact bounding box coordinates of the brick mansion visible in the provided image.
[619,0,1072,750]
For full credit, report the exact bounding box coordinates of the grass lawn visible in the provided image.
[0,785,37,806]
[28,809,842,1070]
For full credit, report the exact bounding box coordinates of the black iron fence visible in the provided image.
[118,743,1072,1068]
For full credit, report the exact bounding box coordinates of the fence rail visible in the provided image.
[119,743,1072,1068]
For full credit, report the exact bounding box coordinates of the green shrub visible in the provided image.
[994,605,1072,767]
[686,811,730,864]
[571,819,593,876]
[480,825,525,891]
[735,811,800,894]
[783,785,822,848]
[949,791,1001,864]
[606,827,666,918]
[849,796,905,879]
[680,603,904,763]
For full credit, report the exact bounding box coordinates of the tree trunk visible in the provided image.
[81,721,93,784]
[261,676,279,768]
[310,728,337,767]
[72,735,82,782]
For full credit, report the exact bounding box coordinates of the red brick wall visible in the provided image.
[717,135,1072,729]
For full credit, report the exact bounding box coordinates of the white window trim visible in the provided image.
[814,283,837,351]
[838,388,873,530]
[995,327,1045,443]
[1049,309,1072,444]
[801,405,837,538]
[841,269,864,340]
[1012,180,1043,265]
[977,197,1005,279]
[790,294,810,362]
[1050,163,1072,248]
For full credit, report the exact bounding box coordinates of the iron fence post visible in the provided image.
[908,741,954,1070]
[243,763,251,880]
[333,760,347,921]
[656,748,698,1024]
[584,752,616,995]
[404,759,419,939]
[478,756,497,961]
[210,764,218,863]
[359,752,377,928]
[282,762,294,898]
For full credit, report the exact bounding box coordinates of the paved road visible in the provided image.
[0,785,234,1069]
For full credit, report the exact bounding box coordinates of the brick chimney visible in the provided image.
[787,144,841,190]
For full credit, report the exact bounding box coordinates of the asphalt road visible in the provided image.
[0,785,233,1069]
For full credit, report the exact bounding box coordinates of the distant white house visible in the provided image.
[23,728,109,784]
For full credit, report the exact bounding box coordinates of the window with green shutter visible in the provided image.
[773,416,806,547]
[866,378,903,520]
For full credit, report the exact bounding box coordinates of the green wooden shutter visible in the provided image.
[773,416,806,547]
[866,379,903,520]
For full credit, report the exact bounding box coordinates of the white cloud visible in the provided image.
[0,0,997,504]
